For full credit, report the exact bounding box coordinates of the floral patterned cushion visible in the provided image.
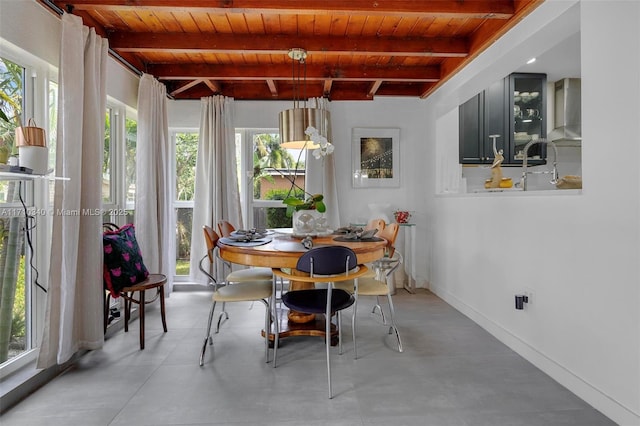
[103,224,149,297]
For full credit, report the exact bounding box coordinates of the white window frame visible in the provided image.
[103,99,136,226]
[170,128,197,282]
[0,42,55,376]
[238,128,294,229]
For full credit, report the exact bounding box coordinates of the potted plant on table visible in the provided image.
[281,126,334,234]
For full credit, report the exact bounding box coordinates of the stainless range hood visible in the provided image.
[548,78,581,144]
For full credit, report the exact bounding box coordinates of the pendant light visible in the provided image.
[279,48,330,149]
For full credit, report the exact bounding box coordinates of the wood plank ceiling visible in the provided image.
[38,0,543,101]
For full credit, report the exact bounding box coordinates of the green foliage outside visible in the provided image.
[264,188,303,228]
[0,58,22,155]
[252,132,302,199]
[175,132,198,201]
[11,256,25,346]
[174,133,198,276]
[0,57,26,363]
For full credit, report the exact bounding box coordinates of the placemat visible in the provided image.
[333,236,385,243]
[219,237,272,247]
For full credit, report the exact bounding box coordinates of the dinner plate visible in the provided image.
[228,234,264,242]
[230,229,274,239]
[219,237,272,247]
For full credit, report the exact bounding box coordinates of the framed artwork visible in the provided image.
[351,127,400,188]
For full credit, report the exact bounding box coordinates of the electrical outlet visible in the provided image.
[524,287,534,305]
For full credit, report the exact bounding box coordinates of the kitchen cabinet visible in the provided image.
[459,73,547,165]
[459,92,486,163]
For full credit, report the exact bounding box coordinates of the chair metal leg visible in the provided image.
[371,295,387,324]
[272,275,279,368]
[199,300,217,366]
[261,299,270,363]
[386,293,403,352]
[215,301,229,333]
[352,291,358,359]
[337,311,343,355]
[326,287,333,399]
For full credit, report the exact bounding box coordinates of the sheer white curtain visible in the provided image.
[189,96,242,284]
[305,98,340,228]
[37,13,107,368]
[135,74,174,292]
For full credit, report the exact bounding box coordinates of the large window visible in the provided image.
[168,129,307,282]
[102,102,136,225]
[0,57,28,367]
[239,129,305,229]
[124,116,137,208]
[0,52,52,374]
[173,131,197,278]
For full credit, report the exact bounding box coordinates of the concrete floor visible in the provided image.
[1,289,615,425]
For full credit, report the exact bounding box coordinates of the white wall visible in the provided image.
[423,1,639,424]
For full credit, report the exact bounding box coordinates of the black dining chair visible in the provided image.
[271,246,370,399]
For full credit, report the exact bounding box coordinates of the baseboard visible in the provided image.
[429,283,639,426]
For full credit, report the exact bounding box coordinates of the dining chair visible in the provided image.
[217,220,235,237]
[378,222,399,257]
[199,226,272,333]
[102,223,168,350]
[334,243,404,357]
[364,218,386,234]
[215,221,273,284]
[271,246,370,399]
[198,226,274,366]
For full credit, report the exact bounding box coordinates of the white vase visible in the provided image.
[293,210,320,235]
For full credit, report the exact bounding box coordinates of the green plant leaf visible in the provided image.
[315,201,326,213]
[283,196,305,207]
[285,205,296,218]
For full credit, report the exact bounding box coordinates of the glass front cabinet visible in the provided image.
[459,73,547,165]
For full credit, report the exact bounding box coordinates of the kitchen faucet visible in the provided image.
[520,138,558,191]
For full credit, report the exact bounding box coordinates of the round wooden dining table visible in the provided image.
[217,230,387,343]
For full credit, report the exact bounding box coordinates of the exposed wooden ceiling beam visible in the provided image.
[203,79,221,93]
[167,82,378,101]
[148,63,440,82]
[56,0,515,18]
[322,80,333,98]
[266,79,278,97]
[169,79,203,96]
[367,81,383,98]
[108,33,469,58]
